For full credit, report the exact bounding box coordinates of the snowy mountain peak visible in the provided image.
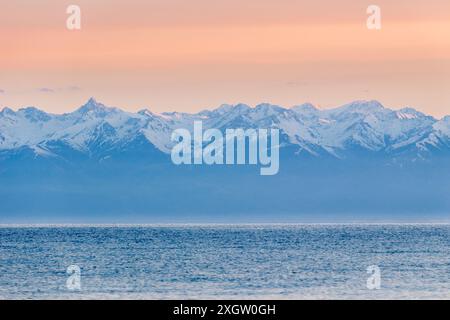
[232,103,251,112]
[137,108,155,117]
[441,115,450,123]
[17,107,52,122]
[396,107,429,120]
[214,104,234,114]
[255,103,284,112]
[87,97,98,104]
[292,103,318,114]
[433,116,450,137]
[0,107,16,116]
[332,100,385,114]
[75,97,117,117]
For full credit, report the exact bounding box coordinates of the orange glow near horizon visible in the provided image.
[1,0,449,117]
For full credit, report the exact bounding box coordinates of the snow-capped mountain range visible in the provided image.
[1,98,449,162]
[2,98,450,220]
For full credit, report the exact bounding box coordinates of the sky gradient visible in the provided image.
[1,0,450,117]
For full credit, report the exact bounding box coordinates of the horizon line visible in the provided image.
[1,222,450,228]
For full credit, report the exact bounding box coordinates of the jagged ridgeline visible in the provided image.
[0,98,449,221]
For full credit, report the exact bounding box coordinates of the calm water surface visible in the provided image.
[0,224,449,299]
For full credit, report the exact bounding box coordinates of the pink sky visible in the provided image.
[1,0,449,117]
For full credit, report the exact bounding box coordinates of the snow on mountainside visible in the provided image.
[433,116,450,137]
[0,98,449,161]
[0,98,174,155]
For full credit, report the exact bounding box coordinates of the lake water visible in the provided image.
[0,224,449,299]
